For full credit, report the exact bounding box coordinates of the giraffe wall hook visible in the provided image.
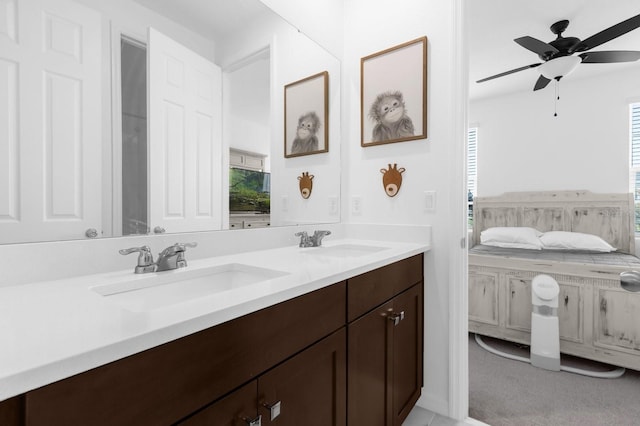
[298,172,314,199]
[380,164,405,197]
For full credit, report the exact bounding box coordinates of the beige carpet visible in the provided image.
[469,334,640,426]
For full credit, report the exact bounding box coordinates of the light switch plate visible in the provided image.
[424,191,436,211]
[281,195,288,212]
[328,196,338,215]
[351,196,362,216]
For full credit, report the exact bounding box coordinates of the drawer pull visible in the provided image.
[262,400,281,420]
[388,311,405,326]
[242,415,262,426]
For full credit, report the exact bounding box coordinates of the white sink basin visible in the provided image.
[92,263,289,312]
[302,243,389,258]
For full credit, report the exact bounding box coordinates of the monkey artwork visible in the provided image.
[291,112,321,155]
[368,91,415,143]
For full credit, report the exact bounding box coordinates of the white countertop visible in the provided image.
[0,237,429,401]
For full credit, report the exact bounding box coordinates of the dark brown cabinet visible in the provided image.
[2,254,423,426]
[347,255,423,426]
[179,381,258,426]
[181,329,346,426]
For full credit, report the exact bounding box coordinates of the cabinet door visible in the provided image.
[0,395,23,426]
[178,381,258,426]
[258,329,346,426]
[347,299,394,425]
[392,283,423,425]
[347,283,423,426]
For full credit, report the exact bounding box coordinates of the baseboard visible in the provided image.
[415,393,449,417]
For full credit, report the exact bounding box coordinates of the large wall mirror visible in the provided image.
[0,0,341,244]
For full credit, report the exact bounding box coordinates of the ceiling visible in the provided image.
[467,0,640,101]
[132,0,269,40]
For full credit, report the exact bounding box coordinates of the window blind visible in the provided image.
[468,127,478,197]
[629,103,640,231]
[467,127,478,228]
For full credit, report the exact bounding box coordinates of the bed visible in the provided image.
[469,190,640,370]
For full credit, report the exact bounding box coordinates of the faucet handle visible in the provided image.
[159,242,197,256]
[295,231,311,247]
[119,245,156,273]
[178,242,198,250]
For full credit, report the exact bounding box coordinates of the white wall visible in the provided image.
[343,0,466,417]
[470,66,640,196]
[260,0,344,60]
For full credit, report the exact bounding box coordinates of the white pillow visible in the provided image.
[540,231,617,252]
[480,227,543,250]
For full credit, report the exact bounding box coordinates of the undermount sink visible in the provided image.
[302,243,389,258]
[91,263,289,312]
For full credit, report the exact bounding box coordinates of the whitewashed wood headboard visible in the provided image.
[472,190,636,254]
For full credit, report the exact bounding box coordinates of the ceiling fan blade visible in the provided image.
[476,63,541,83]
[514,36,559,59]
[579,50,640,63]
[570,13,640,53]
[533,75,551,91]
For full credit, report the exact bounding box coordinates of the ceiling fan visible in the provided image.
[477,13,640,91]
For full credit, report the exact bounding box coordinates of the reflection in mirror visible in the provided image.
[120,37,148,236]
[0,0,340,245]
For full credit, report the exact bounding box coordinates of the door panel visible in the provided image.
[392,283,423,425]
[347,299,394,425]
[148,27,222,233]
[259,329,346,426]
[0,0,101,243]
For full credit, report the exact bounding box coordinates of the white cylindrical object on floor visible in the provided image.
[531,274,561,371]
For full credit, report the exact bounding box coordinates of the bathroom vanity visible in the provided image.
[0,231,428,426]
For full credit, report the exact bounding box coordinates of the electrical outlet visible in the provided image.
[352,196,362,216]
[328,196,338,215]
[424,191,436,211]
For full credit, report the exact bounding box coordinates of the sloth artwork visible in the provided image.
[368,91,415,142]
[291,112,321,154]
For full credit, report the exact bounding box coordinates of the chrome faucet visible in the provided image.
[120,242,197,273]
[295,230,331,248]
[155,242,198,271]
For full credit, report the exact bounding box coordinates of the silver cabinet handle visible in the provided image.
[262,400,281,421]
[85,228,98,238]
[388,311,405,326]
[242,415,262,426]
[153,226,166,234]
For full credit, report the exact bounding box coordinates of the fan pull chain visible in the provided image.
[553,79,560,117]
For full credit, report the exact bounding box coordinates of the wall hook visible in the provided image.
[298,171,314,199]
[380,163,405,197]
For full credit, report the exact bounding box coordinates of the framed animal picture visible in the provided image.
[360,37,427,147]
[284,71,329,158]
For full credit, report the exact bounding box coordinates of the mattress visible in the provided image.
[469,244,640,268]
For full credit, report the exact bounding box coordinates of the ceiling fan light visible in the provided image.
[538,56,581,80]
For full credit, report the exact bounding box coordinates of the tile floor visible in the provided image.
[403,406,489,426]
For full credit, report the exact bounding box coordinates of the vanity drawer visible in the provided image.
[25,282,346,426]
[347,254,423,322]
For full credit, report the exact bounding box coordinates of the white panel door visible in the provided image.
[0,0,101,243]
[148,28,222,233]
